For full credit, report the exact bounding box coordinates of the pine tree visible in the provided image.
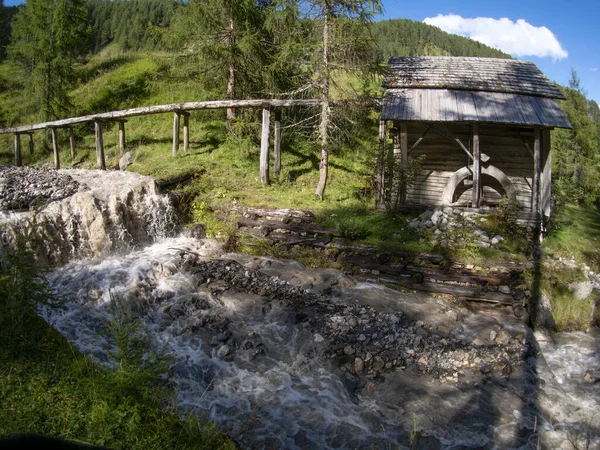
[169,0,269,131]
[294,0,383,197]
[552,70,600,205]
[8,0,89,120]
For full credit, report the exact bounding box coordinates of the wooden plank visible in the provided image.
[235,217,340,237]
[377,119,386,207]
[229,205,316,223]
[541,129,552,218]
[69,127,75,160]
[28,133,34,155]
[182,113,189,153]
[407,125,432,154]
[274,110,282,178]
[14,134,22,167]
[51,128,60,169]
[172,112,180,157]
[532,128,541,214]
[94,121,105,170]
[260,105,271,185]
[0,99,323,135]
[118,121,126,155]
[400,122,408,203]
[472,123,480,207]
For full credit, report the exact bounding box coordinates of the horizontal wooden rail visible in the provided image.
[0,99,322,135]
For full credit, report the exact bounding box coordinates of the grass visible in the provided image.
[539,203,600,331]
[543,203,600,272]
[2,49,599,339]
[0,250,236,449]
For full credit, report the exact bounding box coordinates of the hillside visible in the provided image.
[371,18,511,59]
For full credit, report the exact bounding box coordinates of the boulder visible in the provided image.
[532,294,556,331]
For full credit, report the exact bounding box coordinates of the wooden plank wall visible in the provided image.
[400,122,534,209]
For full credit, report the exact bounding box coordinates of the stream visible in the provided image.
[2,166,599,449]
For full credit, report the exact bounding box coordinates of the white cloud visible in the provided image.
[423,14,568,60]
[591,68,599,72]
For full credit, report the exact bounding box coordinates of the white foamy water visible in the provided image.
[44,237,408,449]
[42,236,600,449]
[1,169,178,265]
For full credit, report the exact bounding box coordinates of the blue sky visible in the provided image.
[5,0,600,102]
[380,0,600,103]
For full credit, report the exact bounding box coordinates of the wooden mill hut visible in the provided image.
[377,56,571,224]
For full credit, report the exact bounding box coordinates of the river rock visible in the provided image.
[494,330,511,345]
[570,281,594,300]
[354,357,365,374]
[533,294,556,331]
[217,344,231,358]
[119,151,133,171]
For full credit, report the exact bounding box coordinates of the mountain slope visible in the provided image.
[371,18,511,60]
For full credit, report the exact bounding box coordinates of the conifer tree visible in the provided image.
[8,0,88,120]
[295,0,383,197]
[552,70,600,205]
[170,0,269,131]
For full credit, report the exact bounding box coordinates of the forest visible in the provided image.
[1,1,600,448]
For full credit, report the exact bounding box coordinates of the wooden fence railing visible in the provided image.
[0,99,323,184]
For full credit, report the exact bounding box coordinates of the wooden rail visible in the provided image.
[0,98,322,183]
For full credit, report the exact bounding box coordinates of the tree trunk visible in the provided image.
[226,15,236,132]
[315,10,330,198]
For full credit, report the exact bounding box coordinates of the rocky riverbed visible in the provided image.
[0,165,80,211]
[43,236,600,449]
[2,167,598,449]
[0,166,177,264]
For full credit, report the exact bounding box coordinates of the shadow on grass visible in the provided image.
[78,55,134,84]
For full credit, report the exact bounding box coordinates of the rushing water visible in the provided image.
[44,237,411,449]
[41,235,600,449]
[3,168,598,449]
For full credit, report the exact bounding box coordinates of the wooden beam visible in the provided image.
[407,124,432,154]
[28,133,34,155]
[532,128,541,214]
[50,128,60,169]
[0,99,323,135]
[472,123,481,207]
[182,113,190,153]
[540,129,552,219]
[69,127,75,160]
[274,109,282,178]
[432,124,473,160]
[118,121,126,155]
[400,122,408,203]
[14,134,22,167]
[94,121,105,170]
[172,112,180,157]
[376,119,386,207]
[260,105,271,185]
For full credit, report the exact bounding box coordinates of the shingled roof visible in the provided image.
[381,56,571,128]
[384,56,564,99]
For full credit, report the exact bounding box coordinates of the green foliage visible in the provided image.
[168,0,271,102]
[543,203,600,272]
[537,262,594,332]
[0,242,235,449]
[551,71,600,206]
[107,294,171,397]
[0,2,19,62]
[496,196,521,235]
[87,0,180,53]
[384,154,426,211]
[371,18,511,60]
[8,0,89,120]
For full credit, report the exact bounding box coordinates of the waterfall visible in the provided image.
[0,168,179,265]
